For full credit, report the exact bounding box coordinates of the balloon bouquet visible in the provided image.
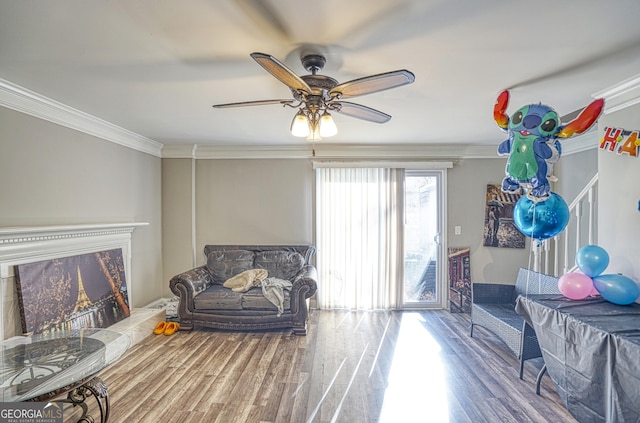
[493,90,604,243]
[559,245,640,305]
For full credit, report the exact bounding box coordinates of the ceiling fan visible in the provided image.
[212,52,415,141]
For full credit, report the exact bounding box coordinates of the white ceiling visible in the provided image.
[1,0,640,152]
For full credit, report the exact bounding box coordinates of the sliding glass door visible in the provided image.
[402,171,445,309]
[315,166,447,310]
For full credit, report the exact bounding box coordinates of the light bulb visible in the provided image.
[319,112,338,137]
[290,111,310,137]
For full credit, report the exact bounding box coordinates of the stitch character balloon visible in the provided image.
[494,90,604,201]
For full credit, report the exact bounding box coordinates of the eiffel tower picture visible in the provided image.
[73,266,93,312]
[16,249,130,335]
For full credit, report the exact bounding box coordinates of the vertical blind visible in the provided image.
[316,167,404,310]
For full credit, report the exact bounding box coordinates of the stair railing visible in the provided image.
[537,173,598,277]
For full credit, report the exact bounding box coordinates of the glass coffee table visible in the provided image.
[0,328,130,422]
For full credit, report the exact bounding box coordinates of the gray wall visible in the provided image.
[162,156,532,286]
[162,158,314,282]
[195,159,313,255]
[162,158,195,294]
[556,148,598,205]
[447,158,530,284]
[0,107,163,308]
[597,103,640,292]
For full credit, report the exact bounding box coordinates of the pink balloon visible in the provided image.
[574,269,599,296]
[558,272,594,300]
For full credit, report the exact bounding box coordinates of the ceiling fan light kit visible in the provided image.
[290,108,338,140]
[213,51,415,142]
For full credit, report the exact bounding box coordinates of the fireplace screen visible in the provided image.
[15,249,130,335]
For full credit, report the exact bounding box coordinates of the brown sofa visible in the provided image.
[169,245,317,335]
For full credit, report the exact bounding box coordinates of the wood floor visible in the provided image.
[89,310,576,423]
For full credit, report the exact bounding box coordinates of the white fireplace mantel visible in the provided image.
[0,223,148,275]
[0,222,165,343]
[0,223,148,300]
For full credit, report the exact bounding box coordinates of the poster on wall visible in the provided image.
[482,184,525,249]
[448,247,471,313]
[15,248,130,335]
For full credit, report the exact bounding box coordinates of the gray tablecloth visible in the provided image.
[515,295,640,423]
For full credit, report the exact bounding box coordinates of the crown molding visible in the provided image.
[559,130,599,155]
[312,160,454,169]
[0,78,163,157]
[312,143,500,159]
[161,144,199,159]
[593,73,640,114]
[161,142,501,160]
[161,138,596,160]
[195,144,313,159]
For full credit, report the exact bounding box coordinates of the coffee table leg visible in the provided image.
[57,376,110,423]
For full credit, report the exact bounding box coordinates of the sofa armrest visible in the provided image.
[289,265,318,312]
[292,264,318,296]
[471,282,516,304]
[169,265,213,300]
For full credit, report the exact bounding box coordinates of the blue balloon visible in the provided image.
[593,274,640,305]
[576,245,610,277]
[513,193,570,240]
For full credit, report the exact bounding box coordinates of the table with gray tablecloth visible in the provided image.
[515,295,640,423]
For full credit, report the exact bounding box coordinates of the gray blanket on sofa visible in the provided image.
[261,277,293,316]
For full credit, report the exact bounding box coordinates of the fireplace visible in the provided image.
[0,223,154,340]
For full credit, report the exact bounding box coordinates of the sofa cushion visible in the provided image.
[255,250,305,280]
[194,284,244,310]
[193,284,290,312]
[207,250,255,284]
